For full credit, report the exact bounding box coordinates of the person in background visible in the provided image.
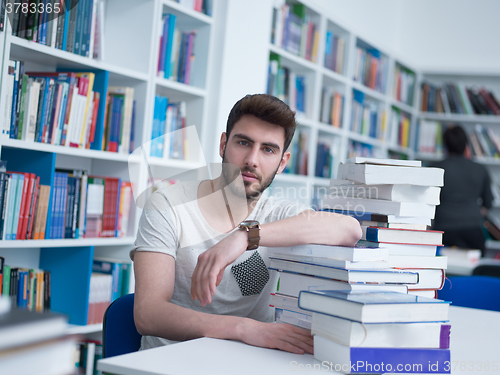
[431,125,493,256]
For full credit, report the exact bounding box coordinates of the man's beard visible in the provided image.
[221,148,281,201]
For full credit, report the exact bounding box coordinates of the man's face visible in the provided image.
[219,114,291,200]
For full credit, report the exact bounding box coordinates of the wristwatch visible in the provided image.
[238,220,261,250]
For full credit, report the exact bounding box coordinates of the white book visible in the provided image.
[311,313,450,348]
[276,272,408,298]
[387,255,448,269]
[359,221,428,230]
[299,290,450,323]
[337,162,444,186]
[403,268,445,290]
[275,308,311,330]
[329,179,441,205]
[321,195,436,219]
[357,240,438,257]
[269,252,389,270]
[267,244,389,262]
[344,156,422,167]
[270,259,418,284]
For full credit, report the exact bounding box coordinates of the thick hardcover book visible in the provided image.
[269,252,389,270]
[298,290,449,323]
[277,272,408,298]
[327,209,431,226]
[312,312,450,348]
[337,163,444,187]
[329,179,441,205]
[321,196,436,219]
[314,335,450,374]
[268,244,389,262]
[269,258,418,284]
[364,227,443,246]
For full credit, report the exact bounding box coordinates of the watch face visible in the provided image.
[240,220,259,227]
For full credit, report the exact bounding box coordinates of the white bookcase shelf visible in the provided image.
[0,0,217,334]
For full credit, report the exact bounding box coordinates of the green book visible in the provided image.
[2,264,11,297]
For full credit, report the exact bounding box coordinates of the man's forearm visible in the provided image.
[259,210,361,248]
[135,297,245,342]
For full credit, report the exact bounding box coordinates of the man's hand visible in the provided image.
[239,319,313,354]
[191,229,248,306]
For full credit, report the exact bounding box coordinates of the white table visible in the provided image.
[97,306,500,375]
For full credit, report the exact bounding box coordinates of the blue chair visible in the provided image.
[437,276,500,312]
[102,293,142,358]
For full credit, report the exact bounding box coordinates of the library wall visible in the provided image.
[396,0,500,71]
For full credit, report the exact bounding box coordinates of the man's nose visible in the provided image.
[244,145,259,168]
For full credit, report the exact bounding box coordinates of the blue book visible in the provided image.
[93,259,123,302]
[314,335,450,374]
[157,96,168,157]
[17,269,29,309]
[11,173,25,240]
[73,0,84,54]
[59,173,69,239]
[3,174,17,240]
[163,14,176,79]
[150,95,160,157]
[10,61,20,139]
[299,290,450,323]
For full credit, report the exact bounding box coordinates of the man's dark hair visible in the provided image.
[225,94,297,152]
[444,125,468,155]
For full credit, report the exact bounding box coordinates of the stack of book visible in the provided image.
[299,290,451,374]
[323,157,447,298]
[268,242,416,330]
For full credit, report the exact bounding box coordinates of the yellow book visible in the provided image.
[75,72,95,148]
[311,30,319,63]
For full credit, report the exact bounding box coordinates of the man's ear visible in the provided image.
[276,151,291,174]
[219,133,227,159]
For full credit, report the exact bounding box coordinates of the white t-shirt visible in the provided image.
[130,180,310,350]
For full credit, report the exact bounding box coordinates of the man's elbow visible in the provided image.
[134,302,154,336]
[340,216,362,247]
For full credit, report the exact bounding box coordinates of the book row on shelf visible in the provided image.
[324,29,345,74]
[350,90,385,139]
[89,258,132,325]
[353,45,389,94]
[392,64,416,106]
[268,158,450,373]
[151,95,188,160]
[270,2,319,62]
[315,139,339,179]
[283,129,308,176]
[0,166,133,241]
[73,339,103,375]
[157,13,197,85]
[172,0,213,15]
[416,120,500,159]
[421,81,500,115]
[267,53,307,116]
[319,87,343,127]
[389,107,411,149]
[0,256,51,312]
[2,0,105,60]
[3,65,137,155]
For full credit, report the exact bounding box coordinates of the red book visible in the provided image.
[27,176,40,239]
[479,88,500,115]
[86,92,100,148]
[9,171,29,240]
[19,173,36,240]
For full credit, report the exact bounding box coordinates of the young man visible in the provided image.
[131,94,362,354]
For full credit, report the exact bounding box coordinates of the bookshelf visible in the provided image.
[0,0,217,335]
[266,0,420,207]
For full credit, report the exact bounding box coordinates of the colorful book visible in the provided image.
[298,290,450,323]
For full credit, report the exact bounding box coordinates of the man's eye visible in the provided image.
[264,147,275,153]
[238,140,248,146]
